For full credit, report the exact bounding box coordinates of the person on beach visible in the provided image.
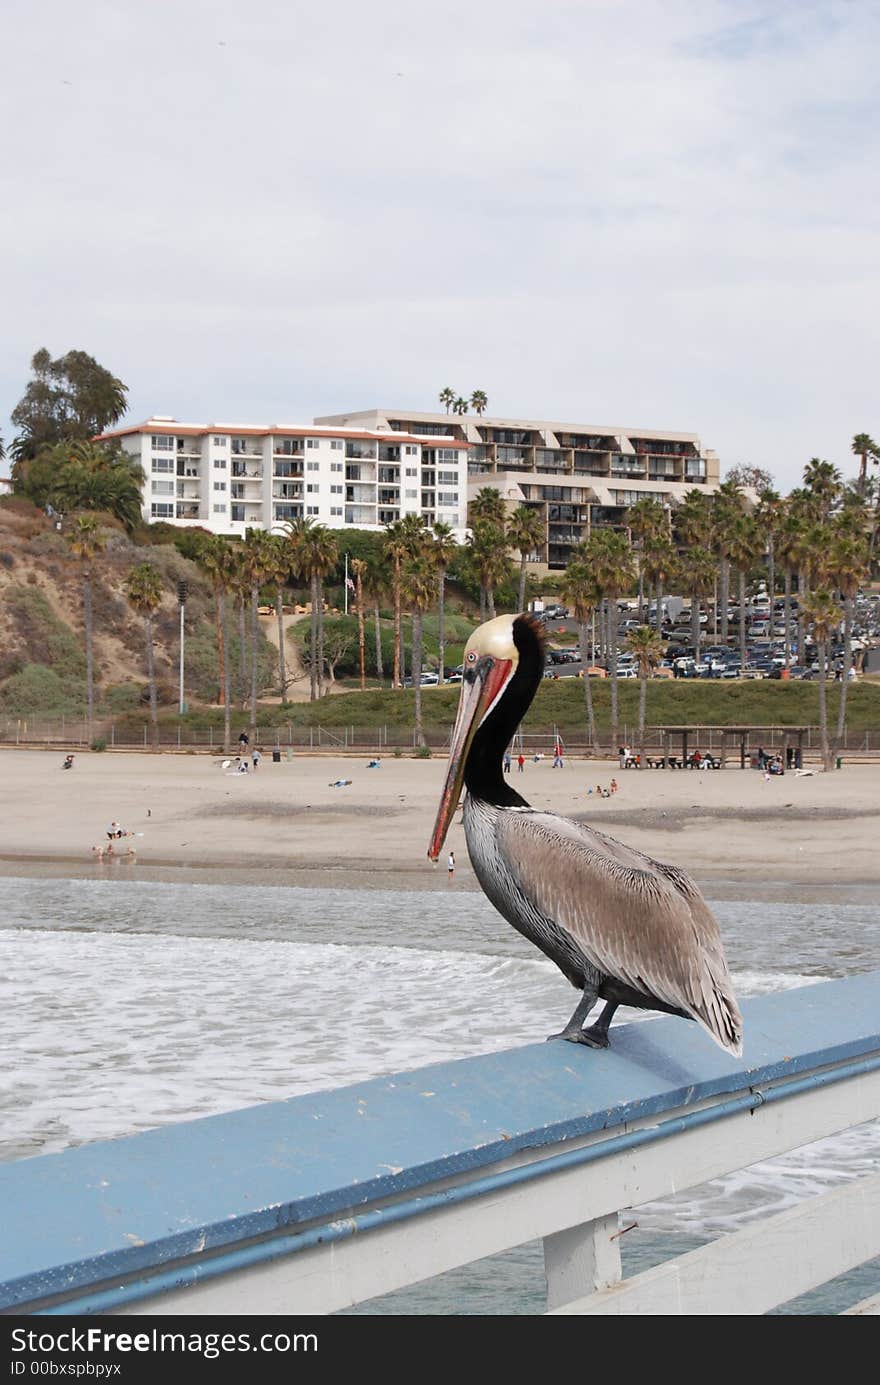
[553,742,564,768]
[107,821,125,840]
[503,750,512,773]
[610,778,618,794]
[62,754,74,769]
[238,731,249,753]
[252,748,261,771]
[517,753,525,772]
[447,850,455,878]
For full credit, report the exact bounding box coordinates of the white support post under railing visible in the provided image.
[543,1214,621,1311]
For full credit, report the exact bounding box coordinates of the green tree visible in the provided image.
[801,589,839,771]
[468,486,506,528]
[506,505,545,611]
[453,396,469,416]
[65,515,106,744]
[123,563,164,748]
[438,387,456,414]
[626,497,668,621]
[642,536,678,634]
[625,625,665,755]
[756,487,782,606]
[287,519,339,700]
[470,390,488,416]
[11,348,128,460]
[467,523,509,620]
[829,529,869,751]
[803,458,842,520]
[241,529,276,734]
[560,556,601,754]
[583,528,636,750]
[851,433,878,500]
[712,480,745,646]
[401,554,436,746]
[674,489,715,647]
[728,512,764,673]
[723,464,774,492]
[350,557,368,690]
[431,520,459,680]
[195,534,234,751]
[384,515,428,688]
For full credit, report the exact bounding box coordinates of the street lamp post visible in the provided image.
[177,581,188,715]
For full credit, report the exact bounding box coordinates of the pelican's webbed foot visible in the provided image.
[546,999,618,1049]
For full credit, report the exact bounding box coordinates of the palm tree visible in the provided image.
[453,396,469,416]
[363,551,387,685]
[384,515,428,688]
[627,497,668,621]
[830,529,869,751]
[625,625,665,756]
[560,556,601,754]
[685,549,717,656]
[226,544,250,706]
[803,458,842,520]
[199,535,234,752]
[401,555,436,746]
[468,485,507,528]
[242,528,276,737]
[287,519,339,699]
[123,563,164,748]
[801,589,839,771]
[351,557,368,690]
[674,489,715,649]
[467,522,509,619]
[851,434,878,500]
[431,520,458,681]
[65,515,105,745]
[265,533,293,701]
[756,487,782,607]
[584,528,636,751]
[642,536,678,635]
[506,505,545,610]
[470,390,488,416]
[711,480,745,647]
[728,513,764,673]
[439,387,456,414]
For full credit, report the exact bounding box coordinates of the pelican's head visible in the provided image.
[427,614,523,861]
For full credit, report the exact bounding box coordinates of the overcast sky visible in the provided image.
[1,0,878,491]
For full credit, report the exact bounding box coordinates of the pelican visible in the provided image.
[428,614,743,1055]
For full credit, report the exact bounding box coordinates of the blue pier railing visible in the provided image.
[2,972,880,1317]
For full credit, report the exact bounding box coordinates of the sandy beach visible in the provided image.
[0,746,878,900]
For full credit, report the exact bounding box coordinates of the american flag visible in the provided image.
[345,576,356,591]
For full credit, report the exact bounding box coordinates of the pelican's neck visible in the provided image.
[464,618,543,808]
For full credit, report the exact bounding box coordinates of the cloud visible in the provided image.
[1,0,878,487]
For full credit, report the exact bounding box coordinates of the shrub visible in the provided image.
[90,737,107,752]
[0,663,86,714]
[4,586,85,677]
[414,744,432,758]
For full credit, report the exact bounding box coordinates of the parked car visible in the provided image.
[615,666,638,679]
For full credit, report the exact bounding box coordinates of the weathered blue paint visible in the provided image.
[2,972,879,1313]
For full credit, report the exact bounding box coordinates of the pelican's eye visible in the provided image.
[466,651,478,663]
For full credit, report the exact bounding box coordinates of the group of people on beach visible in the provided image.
[92,820,137,859]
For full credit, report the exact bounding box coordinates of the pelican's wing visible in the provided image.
[497,809,743,1054]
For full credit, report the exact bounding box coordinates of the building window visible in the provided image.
[213,504,227,513]
[151,457,174,473]
[213,436,227,446]
[330,484,342,494]
[330,462,343,472]
[151,502,174,518]
[436,448,460,462]
[214,481,226,492]
[437,470,458,484]
[438,491,458,505]
[213,457,227,469]
[404,445,418,455]
[151,434,174,451]
[330,506,342,516]
[405,489,418,499]
[306,461,319,471]
[306,439,320,448]
[307,505,319,515]
[152,479,175,495]
[405,467,418,477]
[330,439,343,450]
[307,483,319,493]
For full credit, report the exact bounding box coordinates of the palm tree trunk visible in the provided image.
[517,556,527,612]
[309,574,318,700]
[413,610,425,746]
[221,591,231,754]
[797,569,807,664]
[393,564,401,689]
[437,572,446,683]
[238,597,247,705]
[817,639,831,770]
[835,595,853,750]
[739,570,747,673]
[719,556,729,645]
[373,604,383,684]
[145,612,158,749]
[609,599,620,751]
[487,583,496,620]
[250,585,259,742]
[767,535,775,610]
[316,578,325,697]
[783,570,792,668]
[638,670,647,756]
[637,559,644,624]
[83,571,94,745]
[276,589,287,700]
[478,583,486,623]
[691,590,701,656]
[215,587,226,706]
[577,620,599,754]
[356,578,366,691]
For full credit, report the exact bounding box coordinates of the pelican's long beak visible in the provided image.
[427,656,511,861]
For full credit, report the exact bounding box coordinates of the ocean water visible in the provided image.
[1,876,878,1314]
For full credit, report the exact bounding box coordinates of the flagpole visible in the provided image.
[344,553,349,616]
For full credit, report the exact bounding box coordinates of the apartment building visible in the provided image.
[97,419,470,541]
[318,408,721,568]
